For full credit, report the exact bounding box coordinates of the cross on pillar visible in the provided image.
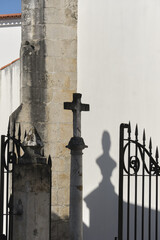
[64,93,90,240]
[64,93,89,137]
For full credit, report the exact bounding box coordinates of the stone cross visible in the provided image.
[64,93,89,137]
[64,93,90,240]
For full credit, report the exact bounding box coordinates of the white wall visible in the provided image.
[0,20,21,68]
[78,0,160,239]
[0,60,20,135]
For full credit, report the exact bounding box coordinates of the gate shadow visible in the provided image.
[83,131,160,240]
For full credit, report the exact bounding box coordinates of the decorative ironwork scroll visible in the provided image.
[0,121,23,240]
[118,123,160,240]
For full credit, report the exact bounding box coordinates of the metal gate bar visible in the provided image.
[0,122,21,240]
[118,123,160,240]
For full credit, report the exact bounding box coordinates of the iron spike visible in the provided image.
[156,147,159,159]
[143,129,146,142]
[48,155,52,167]
[24,130,27,139]
[7,118,11,136]
[128,122,131,133]
[149,138,152,151]
[18,124,21,141]
[135,124,138,140]
[13,120,16,138]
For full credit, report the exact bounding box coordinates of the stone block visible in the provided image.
[57,221,70,239]
[54,143,69,158]
[69,72,77,90]
[47,122,72,144]
[46,102,72,123]
[51,221,58,238]
[64,0,77,26]
[52,90,73,104]
[45,0,65,9]
[58,188,70,205]
[22,24,45,41]
[45,56,77,73]
[58,172,70,188]
[23,0,44,10]
[52,157,66,172]
[45,39,77,58]
[51,206,69,220]
[51,206,60,221]
[13,164,50,240]
[52,172,58,188]
[30,103,47,123]
[22,86,49,104]
[46,72,71,90]
[43,87,54,103]
[59,206,69,220]
[45,24,77,40]
[51,188,58,205]
[44,8,65,24]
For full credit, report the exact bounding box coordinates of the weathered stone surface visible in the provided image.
[45,39,77,57]
[14,165,50,192]
[12,0,78,239]
[57,221,70,239]
[52,188,58,205]
[46,103,72,123]
[58,188,70,205]
[51,206,69,220]
[52,157,67,172]
[45,57,77,73]
[45,0,65,9]
[44,8,65,24]
[46,24,77,40]
[58,172,70,187]
[13,164,51,240]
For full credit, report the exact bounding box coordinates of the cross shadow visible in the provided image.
[83,131,160,240]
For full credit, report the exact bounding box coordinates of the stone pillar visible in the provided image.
[67,138,87,240]
[12,0,78,239]
[64,93,90,239]
[12,130,51,240]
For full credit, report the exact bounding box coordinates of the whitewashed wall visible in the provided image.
[0,20,21,68]
[78,0,160,239]
[0,60,20,135]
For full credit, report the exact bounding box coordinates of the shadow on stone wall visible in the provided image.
[51,213,70,240]
[83,131,160,240]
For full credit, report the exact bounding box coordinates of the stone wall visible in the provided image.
[13,0,78,239]
[0,60,20,135]
[13,164,51,240]
[78,0,160,239]
[0,18,21,68]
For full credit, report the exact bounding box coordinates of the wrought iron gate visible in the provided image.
[0,122,21,240]
[118,123,160,240]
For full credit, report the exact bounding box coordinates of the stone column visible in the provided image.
[67,138,87,240]
[12,0,78,239]
[12,130,51,240]
[64,93,89,239]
